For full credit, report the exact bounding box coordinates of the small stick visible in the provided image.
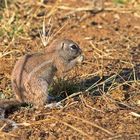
[0,131,19,138]
[64,113,114,136]
[51,116,95,140]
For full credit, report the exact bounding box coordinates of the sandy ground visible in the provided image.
[0,0,140,139]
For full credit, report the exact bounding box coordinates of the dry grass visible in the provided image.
[0,0,140,139]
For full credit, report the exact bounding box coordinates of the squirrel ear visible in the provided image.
[61,43,65,49]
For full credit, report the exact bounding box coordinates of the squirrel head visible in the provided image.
[45,39,82,61]
[58,39,82,61]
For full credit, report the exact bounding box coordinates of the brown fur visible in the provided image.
[0,39,84,109]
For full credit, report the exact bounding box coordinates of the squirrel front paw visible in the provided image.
[76,55,84,63]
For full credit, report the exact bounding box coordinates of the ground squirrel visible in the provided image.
[0,39,84,109]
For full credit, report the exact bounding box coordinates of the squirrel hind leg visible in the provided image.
[11,79,24,103]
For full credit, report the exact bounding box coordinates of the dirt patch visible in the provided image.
[0,0,140,139]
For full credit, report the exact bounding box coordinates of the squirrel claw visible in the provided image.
[45,102,63,109]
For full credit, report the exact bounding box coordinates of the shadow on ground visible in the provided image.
[54,64,140,103]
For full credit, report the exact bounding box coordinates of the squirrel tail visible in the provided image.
[0,98,21,109]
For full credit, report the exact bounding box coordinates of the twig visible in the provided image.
[58,74,116,104]
[130,112,140,118]
[4,0,8,9]
[64,113,114,136]
[17,116,95,139]
[16,118,54,127]
[105,133,140,140]
[51,116,95,140]
[37,3,95,11]
[0,50,21,58]
[82,97,105,113]
[39,17,52,46]
[0,118,18,131]
[45,0,60,18]
[0,131,19,138]
[105,7,140,13]
[37,2,140,13]
[48,19,69,42]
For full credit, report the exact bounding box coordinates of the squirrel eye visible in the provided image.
[70,44,77,50]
